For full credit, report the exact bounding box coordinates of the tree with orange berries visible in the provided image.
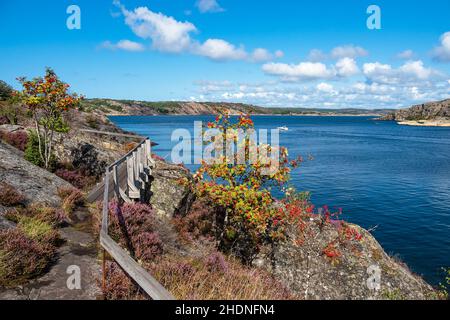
[17,68,82,168]
[187,111,303,262]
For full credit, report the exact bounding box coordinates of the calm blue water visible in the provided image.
[110,115,450,286]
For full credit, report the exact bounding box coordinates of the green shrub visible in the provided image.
[17,216,59,244]
[0,80,13,100]
[24,130,57,170]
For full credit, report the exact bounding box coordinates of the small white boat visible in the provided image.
[277,126,289,131]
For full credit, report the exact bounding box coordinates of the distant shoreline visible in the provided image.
[397,120,450,127]
[106,113,383,117]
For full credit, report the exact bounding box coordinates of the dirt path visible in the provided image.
[0,208,101,300]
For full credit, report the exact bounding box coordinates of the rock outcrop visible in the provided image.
[254,220,436,300]
[0,141,72,207]
[380,99,450,121]
[150,160,194,218]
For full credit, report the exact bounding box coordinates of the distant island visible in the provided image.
[379,98,450,127]
[81,99,394,117]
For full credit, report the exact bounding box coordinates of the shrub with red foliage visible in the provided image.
[0,229,56,286]
[0,130,28,151]
[0,182,25,207]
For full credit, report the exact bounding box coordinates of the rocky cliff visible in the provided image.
[380,99,450,121]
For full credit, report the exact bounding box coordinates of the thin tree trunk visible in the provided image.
[33,115,45,166]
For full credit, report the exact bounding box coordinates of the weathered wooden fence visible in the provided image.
[99,138,174,300]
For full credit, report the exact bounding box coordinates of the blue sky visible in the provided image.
[1,0,449,109]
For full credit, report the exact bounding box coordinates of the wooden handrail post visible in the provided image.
[102,248,106,298]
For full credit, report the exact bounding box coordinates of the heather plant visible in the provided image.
[172,198,218,243]
[106,201,162,263]
[17,216,61,245]
[0,182,25,207]
[0,229,56,286]
[134,232,163,262]
[17,68,82,168]
[55,168,91,189]
[204,252,228,273]
[57,187,84,215]
[5,205,68,228]
[145,252,295,300]
[0,115,9,125]
[102,261,146,300]
[0,130,28,151]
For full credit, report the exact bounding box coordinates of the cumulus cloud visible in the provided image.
[262,61,335,81]
[100,39,145,52]
[316,82,335,93]
[194,39,247,61]
[335,57,360,77]
[189,76,449,109]
[262,58,360,81]
[119,5,197,53]
[307,49,327,62]
[399,60,432,79]
[397,49,415,60]
[432,31,450,62]
[331,45,368,59]
[112,1,280,63]
[306,45,368,62]
[363,60,438,84]
[196,0,224,13]
[249,48,284,62]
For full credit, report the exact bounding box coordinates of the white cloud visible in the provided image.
[363,62,393,83]
[306,45,368,62]
[195,39,247,61]
[249,48,284,62]
[316,82,335,93]
[399,60,432,80]
[363,60,438,84]
[335,57,360,77]
[196,0,224,13]
[397,49,415,60]
[330,45,368,59]
[251,48,273,62]
[307,49,327,62]
[112,1,277,63]
[100,40,145,52]
[432,31,450,62]
[262,61,335,81]
[120,5,197,53]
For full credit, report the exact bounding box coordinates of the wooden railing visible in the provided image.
[100,138,174,300]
